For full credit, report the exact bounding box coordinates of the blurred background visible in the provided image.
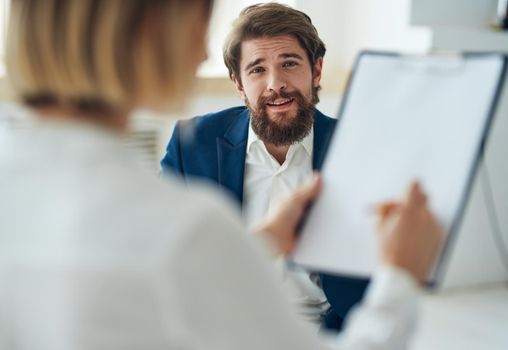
[0,0,506,171]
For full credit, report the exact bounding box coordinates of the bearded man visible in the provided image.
[161,2,368,332]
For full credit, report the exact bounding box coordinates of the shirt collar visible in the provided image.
[247,116,313,156]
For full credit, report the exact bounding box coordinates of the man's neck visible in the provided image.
[264,143,290,165]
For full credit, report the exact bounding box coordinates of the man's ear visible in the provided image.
[312,57,324,87]
[231,74,246,99]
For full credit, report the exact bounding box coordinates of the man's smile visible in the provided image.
[266,97,295,111]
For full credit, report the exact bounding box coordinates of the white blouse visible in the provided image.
[0,117,418,350]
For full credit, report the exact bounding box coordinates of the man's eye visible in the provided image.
[283,61,298,68]
[250,67,265,74]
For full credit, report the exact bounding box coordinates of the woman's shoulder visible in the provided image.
[130,172,245,241]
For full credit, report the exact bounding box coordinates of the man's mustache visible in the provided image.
[258,90,302,105]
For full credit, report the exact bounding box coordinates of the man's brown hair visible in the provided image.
[223,2,326,85]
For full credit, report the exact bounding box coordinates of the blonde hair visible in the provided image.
[7,0,212,112]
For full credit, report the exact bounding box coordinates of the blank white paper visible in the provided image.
[293,53,505,278]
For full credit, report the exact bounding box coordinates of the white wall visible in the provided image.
[297,0,431,91]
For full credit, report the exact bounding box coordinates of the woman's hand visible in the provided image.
[254,175,322,256]
[376,182,444,284]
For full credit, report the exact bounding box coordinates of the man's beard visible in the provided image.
[247,89,315,147]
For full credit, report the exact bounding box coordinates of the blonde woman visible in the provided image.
[0,1,442,349]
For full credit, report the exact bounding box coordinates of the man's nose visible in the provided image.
[267,71,287,92]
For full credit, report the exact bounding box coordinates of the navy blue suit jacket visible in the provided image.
[161,106,368,331]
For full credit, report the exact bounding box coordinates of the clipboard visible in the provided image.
[292,51,507,285]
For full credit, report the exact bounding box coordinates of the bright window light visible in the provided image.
[0,0,9,77]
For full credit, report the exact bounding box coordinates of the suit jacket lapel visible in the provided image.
[217,109,250,205]
[313,110,337,170]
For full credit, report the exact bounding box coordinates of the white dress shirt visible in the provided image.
[243,122,315,228]
[243,123,329,322]
[0,114,419,350]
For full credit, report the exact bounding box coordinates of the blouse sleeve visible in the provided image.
[168,201,419,350]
